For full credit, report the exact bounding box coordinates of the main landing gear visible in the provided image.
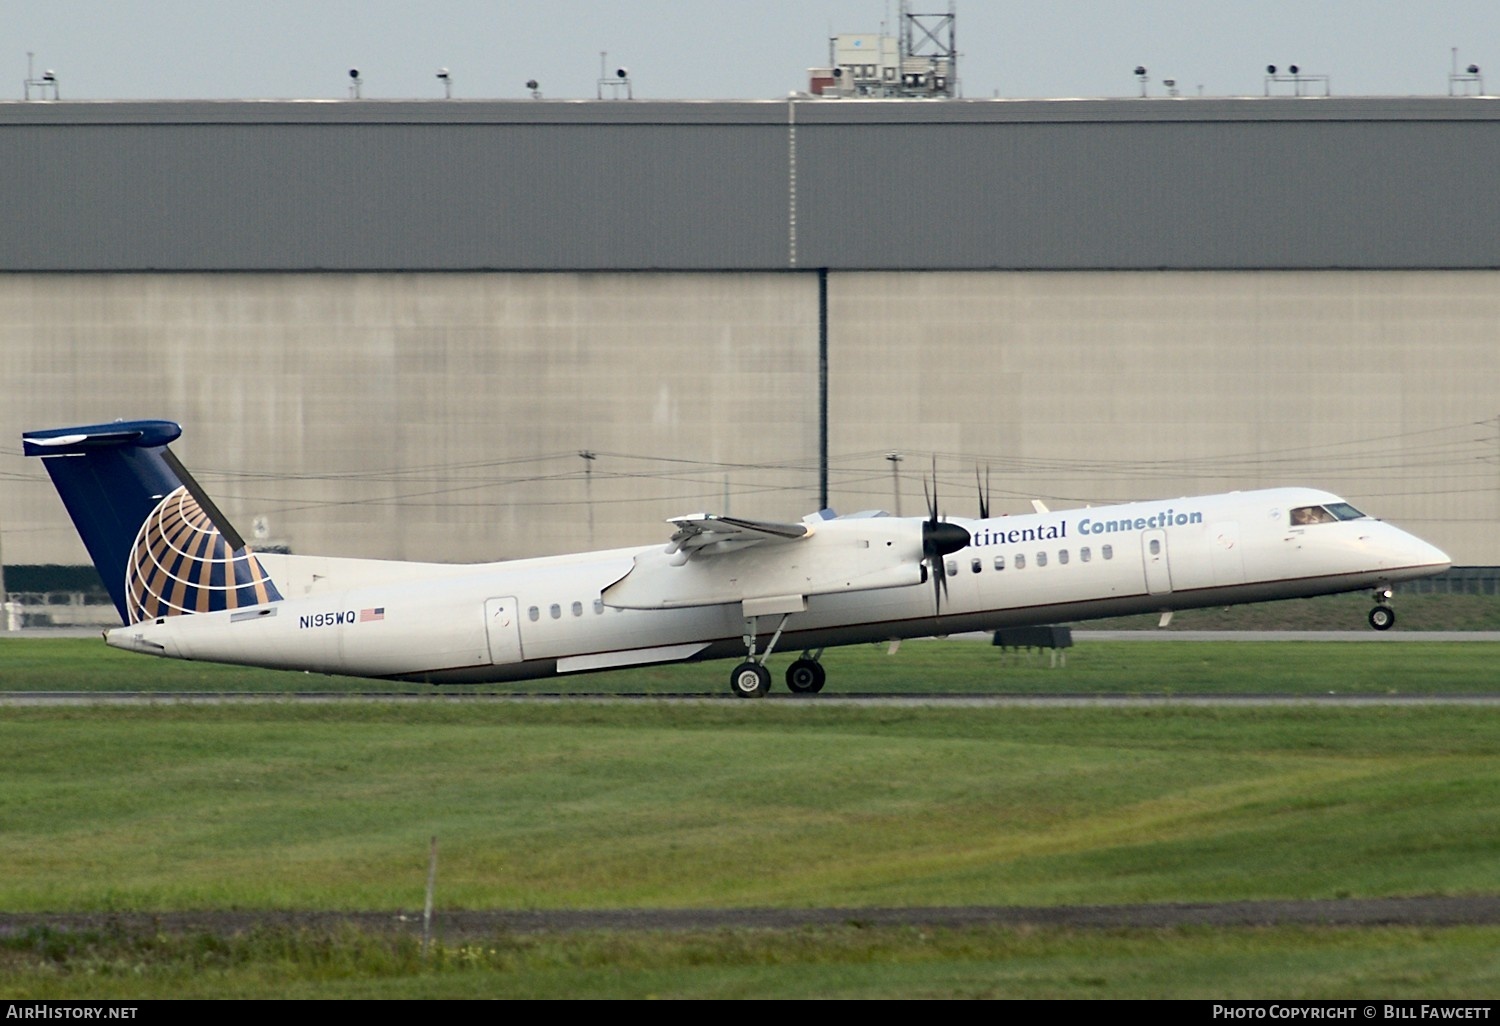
[1368,585,1396,631]
[785,652,827,694]
[729,612,826,697]
[730,661,773,698]
[731,653,827,697]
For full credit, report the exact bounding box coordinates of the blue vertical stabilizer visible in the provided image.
[22,420,282,625]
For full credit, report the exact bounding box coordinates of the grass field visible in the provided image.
[6,923,1499,999]
[4,633,1500,695]
[1,636,1498,997]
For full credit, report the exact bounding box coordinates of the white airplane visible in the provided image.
[24,419,1452,697]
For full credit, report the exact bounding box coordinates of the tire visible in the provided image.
[785,659,826,694]
[1369,606,1396,631]
[730,661,772,698]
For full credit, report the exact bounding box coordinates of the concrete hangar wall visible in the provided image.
[2,98,1498,568]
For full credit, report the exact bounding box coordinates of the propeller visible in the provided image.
[922,457,971,613]
[975,464,991,520]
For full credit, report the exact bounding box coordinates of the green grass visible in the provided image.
[3,639,1498,997]
[4,923,1499,999]
[3,633,1499,694]
[3,703,1498,912]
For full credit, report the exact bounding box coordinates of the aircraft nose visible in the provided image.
[1418,539,1452,571]
[1394,529,1450,572]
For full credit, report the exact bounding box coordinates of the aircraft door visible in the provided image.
[484,597,524,665]
[1209,521,1246,585]
[1142,530,1173,595]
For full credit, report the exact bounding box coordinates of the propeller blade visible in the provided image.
[920,457,971,613]
[975,465,991,520]
[925,455,938,524]
[925,528,969,612]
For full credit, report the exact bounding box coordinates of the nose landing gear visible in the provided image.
[1368,586,1395,631]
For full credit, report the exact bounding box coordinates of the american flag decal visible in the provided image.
[360,607,385,622]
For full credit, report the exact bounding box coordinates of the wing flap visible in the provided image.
[665,513,812,557]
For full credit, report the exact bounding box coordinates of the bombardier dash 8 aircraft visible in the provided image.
[25,420,1451,697]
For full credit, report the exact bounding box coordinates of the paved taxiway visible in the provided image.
[4,692,1500,708]
[6,896,1500,937]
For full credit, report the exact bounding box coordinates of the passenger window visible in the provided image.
[994,555,1005,571]
[550,603,561,619]
[1081,547,1091,563]
[1149,539,1161,556]
[946,560,957,577]
[572,601,583,617]
[1103,545,1113,560]
[971,558,982,574]
[528,606,539,622]
[594,599,605,614]
[1015,554,1026,569]
[1058,549,1069,565]
[1036,552,1048,567]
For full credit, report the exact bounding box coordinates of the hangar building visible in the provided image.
[2,97,1497,572]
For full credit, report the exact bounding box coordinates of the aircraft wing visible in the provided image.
[665,513,812,558]
[606,512,926,610]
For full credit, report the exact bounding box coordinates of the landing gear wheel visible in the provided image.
[730,661,772,698]
[1369,606,1396,631]
[785,658,826,694]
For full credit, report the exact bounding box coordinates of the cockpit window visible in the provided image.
[1290,505,1339,526]
[1325,502,1365,521]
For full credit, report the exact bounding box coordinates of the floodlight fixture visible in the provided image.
[23,52,60,100]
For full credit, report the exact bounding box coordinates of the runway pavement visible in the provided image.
[5,896,1500,937]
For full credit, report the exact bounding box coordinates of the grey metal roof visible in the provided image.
[3,97,1498,271]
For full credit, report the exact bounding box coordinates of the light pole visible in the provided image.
[580,451,597,549]
[886,452,904,516]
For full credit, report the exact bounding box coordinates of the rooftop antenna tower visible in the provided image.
[899,0,957,97]
[809,2,957,98]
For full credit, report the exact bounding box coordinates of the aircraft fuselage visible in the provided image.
[104,487,1450,686]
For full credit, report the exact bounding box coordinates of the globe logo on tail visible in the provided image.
[125,486,282,623]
